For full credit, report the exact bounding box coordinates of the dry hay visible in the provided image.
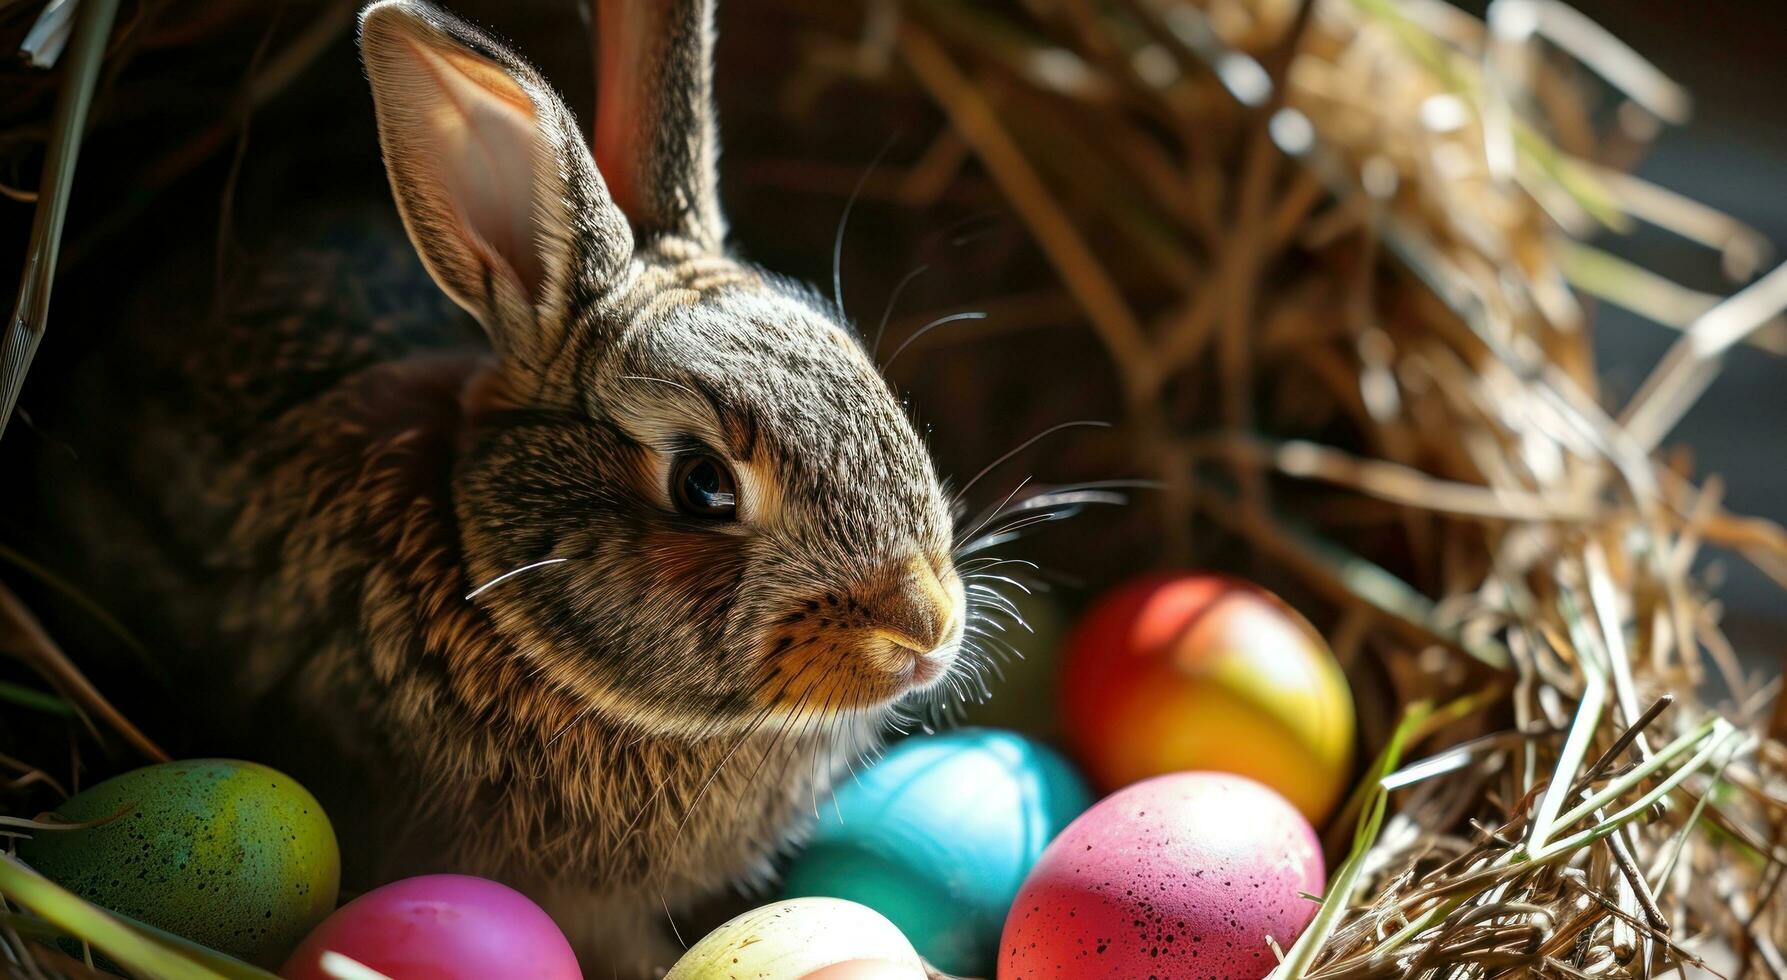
[766,0,1787,976]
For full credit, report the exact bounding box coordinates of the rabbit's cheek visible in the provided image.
[637,527,745,593]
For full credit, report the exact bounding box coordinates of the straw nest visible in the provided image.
[0,0,1785,977]
[759,0,1787,976]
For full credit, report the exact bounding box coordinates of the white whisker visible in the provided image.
[951,420,1113,507]
[465,557,571,600]
[834,133,900,320]
[620,374,697,396]
[881,311,988,369]
[956,476,1032,550]
[964,572,1034,594]
[871,263,932,358]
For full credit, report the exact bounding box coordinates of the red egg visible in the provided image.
[999,772,1324,980]
[281,875,579,980]
[1060,572,1355,823]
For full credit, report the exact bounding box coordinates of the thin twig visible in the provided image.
[0,0,122,439]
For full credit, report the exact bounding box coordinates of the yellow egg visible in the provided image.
[801,961,926,980]
[666,898,923,980]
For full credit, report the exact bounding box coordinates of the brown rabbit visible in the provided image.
[28,0,974,973]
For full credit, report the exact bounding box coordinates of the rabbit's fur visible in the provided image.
[30,0,967,973]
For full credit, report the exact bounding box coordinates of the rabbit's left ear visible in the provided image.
[360,0,632,373]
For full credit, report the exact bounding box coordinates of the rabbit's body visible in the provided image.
[46,214,872,972]
[28,1,967,974]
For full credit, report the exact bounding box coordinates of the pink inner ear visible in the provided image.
[593,0,671,234]
[408,40,547,301]
[593,0,649,226]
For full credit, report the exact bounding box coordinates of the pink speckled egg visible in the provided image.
[280,874,579,980]
[999,772,1324,980]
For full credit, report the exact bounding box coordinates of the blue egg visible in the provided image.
[782,729,1092,977]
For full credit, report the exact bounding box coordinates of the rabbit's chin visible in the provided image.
[763,642,961,721]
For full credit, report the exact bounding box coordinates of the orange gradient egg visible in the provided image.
[1059,573,1355,824]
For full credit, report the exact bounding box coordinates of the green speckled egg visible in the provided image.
[18,759,339,968]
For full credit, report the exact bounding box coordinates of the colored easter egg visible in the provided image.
[666,897,923,979]
[280,874,578,980]
[999,772,1324,980]
[1060,572,1355,822]
[18,759,339,968]
[957,587,1070,736]
[799,961,926,980]
[781,729,1091,977]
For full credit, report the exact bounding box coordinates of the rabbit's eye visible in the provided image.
[671,453,738,519]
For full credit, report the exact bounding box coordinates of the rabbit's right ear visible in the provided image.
[360,0,632,374]
[594,0,725,250]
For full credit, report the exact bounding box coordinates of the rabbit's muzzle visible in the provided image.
[758,555,964,710]
[860,554,957,653]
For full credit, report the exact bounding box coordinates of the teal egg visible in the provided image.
[18,759,340,968]
[782,730,1092,977]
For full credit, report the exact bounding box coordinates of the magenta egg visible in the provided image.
[999,772,1324,980]
[280,874,580,980]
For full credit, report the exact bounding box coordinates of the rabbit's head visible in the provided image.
[359,0,964,738]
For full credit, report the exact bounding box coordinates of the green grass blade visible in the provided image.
[0,679,75,717]
[1270,700,1439,980]
[0,854,276,979]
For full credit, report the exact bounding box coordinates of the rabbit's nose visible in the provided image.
[862,555,960,655]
